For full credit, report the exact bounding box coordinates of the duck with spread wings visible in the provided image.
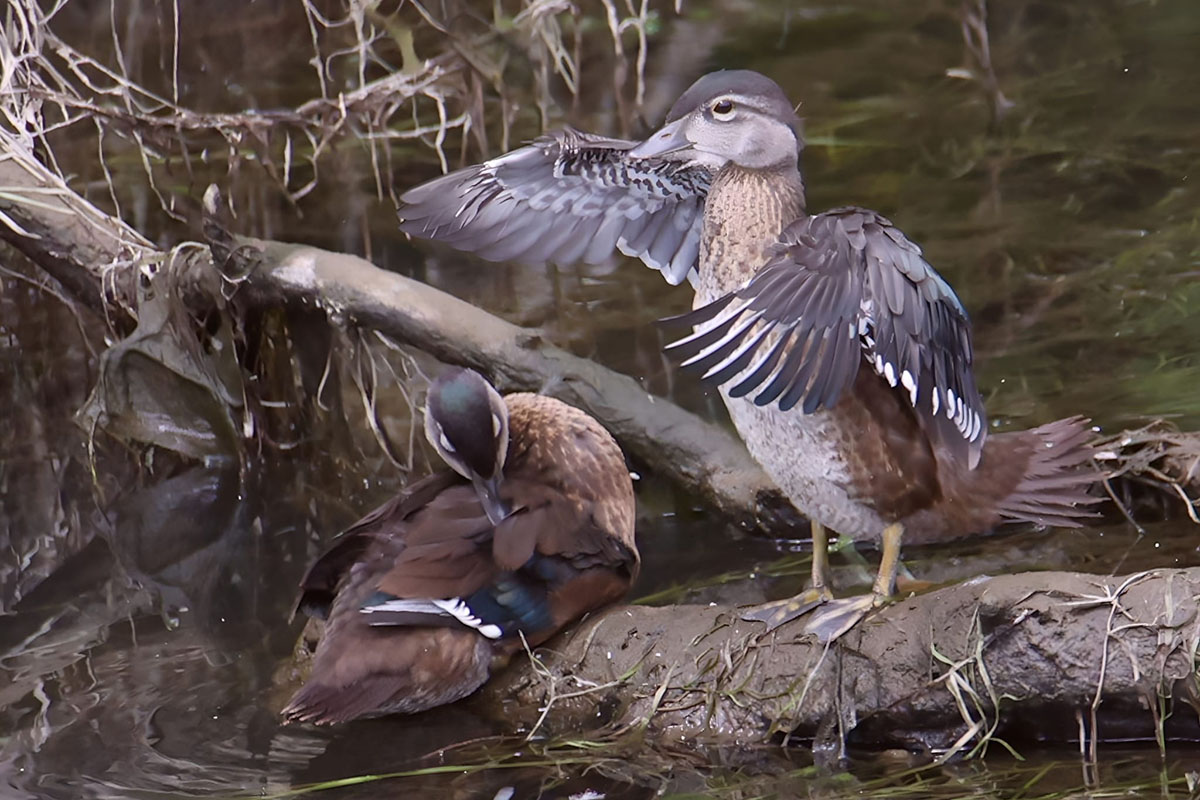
[396,71,1098,639]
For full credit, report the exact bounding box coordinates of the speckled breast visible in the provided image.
[694,269,892,542]
[718,389,890,541]
[695,166,890,542]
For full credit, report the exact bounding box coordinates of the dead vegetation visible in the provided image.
[2,0,663,230]
[1097,422,1200,528]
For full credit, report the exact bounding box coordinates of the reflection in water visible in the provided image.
[2,0,1200,797]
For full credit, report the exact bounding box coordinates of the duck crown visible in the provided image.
[424,369,509,483]
[666,70,798,127]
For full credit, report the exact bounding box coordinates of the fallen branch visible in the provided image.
[197,187,802,531]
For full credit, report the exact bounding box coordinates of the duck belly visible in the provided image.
[721,390,889,542]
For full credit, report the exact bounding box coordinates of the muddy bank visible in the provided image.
[487,567,1200,751]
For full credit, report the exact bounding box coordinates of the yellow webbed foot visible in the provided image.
[740,585,835,631]
[744,522,903,642]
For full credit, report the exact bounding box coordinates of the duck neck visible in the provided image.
[697,164,806,304]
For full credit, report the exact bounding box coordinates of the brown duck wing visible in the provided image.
[293,470,460,620]
[664,207,986,467]
[488,481,638,642]
[284,451,637,725]
[489,480,636,571]
[368,483,500,603]
[906,415,1100,544]
[398,128,711,285]
[356,479,634,637]
[282,481,497,724]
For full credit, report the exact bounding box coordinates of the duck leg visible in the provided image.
[740,521,836,630]
[871,522,901,598]
[803,522,901,642]
[741,522,902,641]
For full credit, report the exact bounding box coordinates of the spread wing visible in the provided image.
[398,128,712,286]
[664,207,986,467]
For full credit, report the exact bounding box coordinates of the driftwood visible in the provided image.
[486,567,1200,751]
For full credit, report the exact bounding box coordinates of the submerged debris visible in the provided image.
[1096,421,1200,525]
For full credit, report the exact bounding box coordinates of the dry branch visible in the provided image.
[487,567,1200,751]
[203,186,802,531]
[0,146,156,321]
[1096,423,1200,526]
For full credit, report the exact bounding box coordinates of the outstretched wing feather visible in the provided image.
[661,207,987,466]
[399,128,711,284]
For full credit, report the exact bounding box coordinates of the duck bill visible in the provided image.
[627,118,693,158]
[472,474,510,525]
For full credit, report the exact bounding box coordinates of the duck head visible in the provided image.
[424,368,511,525]
[628,69,802,171]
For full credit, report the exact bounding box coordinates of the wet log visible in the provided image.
[0,154,800,533]
[486,567,1200,752]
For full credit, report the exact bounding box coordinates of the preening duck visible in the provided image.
[282,369,638,723]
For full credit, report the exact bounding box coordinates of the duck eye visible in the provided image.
[711,99,735,119]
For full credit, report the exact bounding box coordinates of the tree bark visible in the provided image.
[485,567,1200,751]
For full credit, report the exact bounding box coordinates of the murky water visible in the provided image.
[3,0,1199,797]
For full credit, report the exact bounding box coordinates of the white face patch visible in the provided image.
[439,429,455,453]
[492,413,502,437]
